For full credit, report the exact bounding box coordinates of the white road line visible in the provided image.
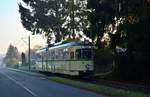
[0,71,38,97]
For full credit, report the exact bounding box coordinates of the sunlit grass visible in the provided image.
[48,76,150,97]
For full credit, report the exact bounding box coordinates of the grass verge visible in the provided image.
[48,76,150,97]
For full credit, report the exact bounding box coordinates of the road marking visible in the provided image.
[0,71,38,97]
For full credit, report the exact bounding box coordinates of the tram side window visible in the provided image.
[51,50,55,60]
[63,48,69,60]
[70,51,74,59]
[49,50,53,60]
[83,49,92,59]
[47,50,51,59]
[76,49,81,59]
[59,49,64,60]
[43,52,47,60]
[63,51,69,60]
[55,49,59,59]
[37,53,42,60]
[76,49,92,59]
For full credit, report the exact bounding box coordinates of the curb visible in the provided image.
[7,68,46,77]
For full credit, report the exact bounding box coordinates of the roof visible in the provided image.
[36,41,93,53]
[50,41,92,49]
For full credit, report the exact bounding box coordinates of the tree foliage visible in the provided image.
[19,0,88,43]
[21,52,26,65]
[85,0,117,46]
[86,0,150,80]
[116,0,150,80]
[3,45,19,67]
[19,0,66,43]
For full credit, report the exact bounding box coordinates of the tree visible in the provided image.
[3,45,20,67]
[19,0,66,43]
[85,0,117,47]
[85,0,150,81]
[64,0,88,38]
[19,0,88,43]
[21,52,26,65]
[116,0,150,80]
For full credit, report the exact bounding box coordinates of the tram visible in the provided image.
[34,41,95,76]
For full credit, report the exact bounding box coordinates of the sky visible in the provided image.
[0,0,46,54]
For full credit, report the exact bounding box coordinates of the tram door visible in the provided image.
[69,47,75,71]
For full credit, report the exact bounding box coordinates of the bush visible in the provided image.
[94,49,114,73]
[115,51,150,82]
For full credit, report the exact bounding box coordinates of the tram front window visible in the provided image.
[76,48,93,60]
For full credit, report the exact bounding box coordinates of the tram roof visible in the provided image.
[48,41,92,49]
[37,41,93,52]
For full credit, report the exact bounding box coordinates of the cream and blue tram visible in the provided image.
[35,41,94,76]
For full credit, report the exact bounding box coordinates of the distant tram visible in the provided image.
[34,41,95,76]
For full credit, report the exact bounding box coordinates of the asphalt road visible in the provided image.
[0,68,108,97]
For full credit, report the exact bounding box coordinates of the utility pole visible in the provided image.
[28,36,31,71]
[21,36,31,71]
